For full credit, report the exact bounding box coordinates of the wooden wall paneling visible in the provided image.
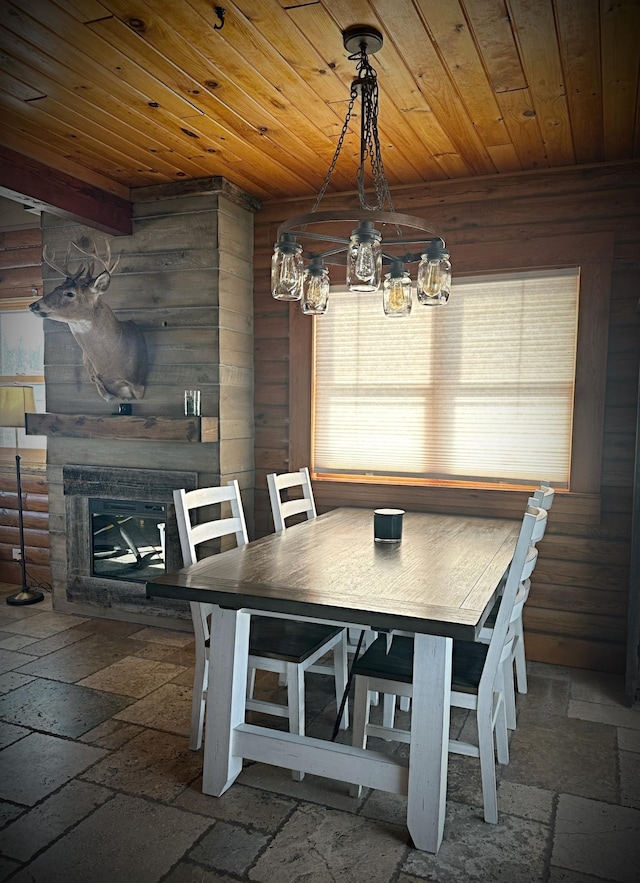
[36,181,256,619]
[252,161,640,673]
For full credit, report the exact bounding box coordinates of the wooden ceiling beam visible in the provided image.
[0,146,132,236]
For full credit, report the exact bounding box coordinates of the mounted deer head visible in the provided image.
[30,239,148,402]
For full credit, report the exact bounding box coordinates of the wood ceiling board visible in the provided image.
[0,56,203,183]
[320,0,471,170]
[0,0,637,207]
[127,0,353,152]
[495,87,550,170]
[89,11,356,196]
[0,99,160,189]
[0,8,221,182]
[55,0,114,22]
[0,35,219,185]
[230,0,424,185]
[600,0,640,160]
[461,0,528,93]
[507,0,576,165]
[0,123,130,199]
[555,0,603,165]
[0,69,46,103]
[374,0,499,175]
[284,3,444,184]
[3,2,205,120]
[414,0,514,151]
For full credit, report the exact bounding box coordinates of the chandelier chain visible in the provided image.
[311,41,395,215]
[311,83,358,213]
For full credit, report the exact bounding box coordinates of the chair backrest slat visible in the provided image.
[267,467,317,532]
[173,481,248,567]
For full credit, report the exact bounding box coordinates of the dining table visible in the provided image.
[146,506,520,853]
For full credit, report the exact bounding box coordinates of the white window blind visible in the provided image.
[313,268,580,487]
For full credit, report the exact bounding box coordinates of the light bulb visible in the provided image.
[271,234,303,301]
[347,221,382,292]
[355,242,376,282]
[383,263,412,316]
[302,260,330,315]
[417,255,451,305]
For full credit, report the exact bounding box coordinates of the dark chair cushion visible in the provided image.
[351,634,488,691]
[205,617,344,664]
[249,617,344,663]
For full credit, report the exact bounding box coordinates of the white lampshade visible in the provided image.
[0,386,36,429]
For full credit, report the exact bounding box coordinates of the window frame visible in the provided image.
[288,232,613,516]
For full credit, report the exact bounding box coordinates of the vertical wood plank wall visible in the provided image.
[253,160,640,674]
[0,228,51,588]
[39,181,256,617]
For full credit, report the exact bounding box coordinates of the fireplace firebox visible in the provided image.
[89,498,167,583]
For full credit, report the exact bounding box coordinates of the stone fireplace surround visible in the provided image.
[62,465,196,625]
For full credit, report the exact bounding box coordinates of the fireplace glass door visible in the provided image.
[90,498,167,582]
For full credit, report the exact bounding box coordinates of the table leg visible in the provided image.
[406,632,452,853]
[202,607,250,796]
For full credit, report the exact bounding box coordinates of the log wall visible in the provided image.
[0,226,51,588]
[253,160,640,674]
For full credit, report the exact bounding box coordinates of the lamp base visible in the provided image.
[6,587,45,606]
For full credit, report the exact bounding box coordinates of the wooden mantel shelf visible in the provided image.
[25,413,218,443]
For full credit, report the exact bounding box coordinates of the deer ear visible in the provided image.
[90,271,111,295]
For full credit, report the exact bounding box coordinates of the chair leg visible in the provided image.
[349,675,370,798]
[286,662,305,782]
[503,655,517,730]
[493,675,510,765]
[190,655,207,751]
[382,693,396,728]
[333,630,349,730]
[513,615,528,694]
[477,701,499,824]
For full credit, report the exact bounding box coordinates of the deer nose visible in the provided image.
[29,301,41,312]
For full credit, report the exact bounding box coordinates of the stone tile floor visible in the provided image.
[0,581,639,882]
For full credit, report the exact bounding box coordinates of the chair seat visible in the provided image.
[249,617,344,663]
[351,634,488,691]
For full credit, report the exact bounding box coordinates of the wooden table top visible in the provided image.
[146,508,520,640]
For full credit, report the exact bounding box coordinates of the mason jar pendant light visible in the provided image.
[417,240,452,306]
[271,25,452,316]
[301,256,330,315]
[383,260,412,316]
[271,232,304,301]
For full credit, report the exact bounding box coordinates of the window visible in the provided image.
[313,269,580,487]
[0,308,46,459]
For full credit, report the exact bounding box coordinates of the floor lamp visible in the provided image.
[0,386,44,606]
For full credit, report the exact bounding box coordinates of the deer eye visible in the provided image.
[64,291,75,298]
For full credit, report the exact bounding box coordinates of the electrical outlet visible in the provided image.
[12,548,22,561]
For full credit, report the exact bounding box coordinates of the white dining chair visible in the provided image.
[267,467,377,721]
[350,499,542,825]
[173,481,349,770]
[478,482,554,726]
[267,466,317,530]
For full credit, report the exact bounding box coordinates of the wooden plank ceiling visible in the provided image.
[0,0,639,210]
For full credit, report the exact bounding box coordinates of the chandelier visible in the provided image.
[271,25,451,317]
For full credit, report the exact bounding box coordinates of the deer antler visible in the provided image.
[72,238,120,276]
[42,243,76,278]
